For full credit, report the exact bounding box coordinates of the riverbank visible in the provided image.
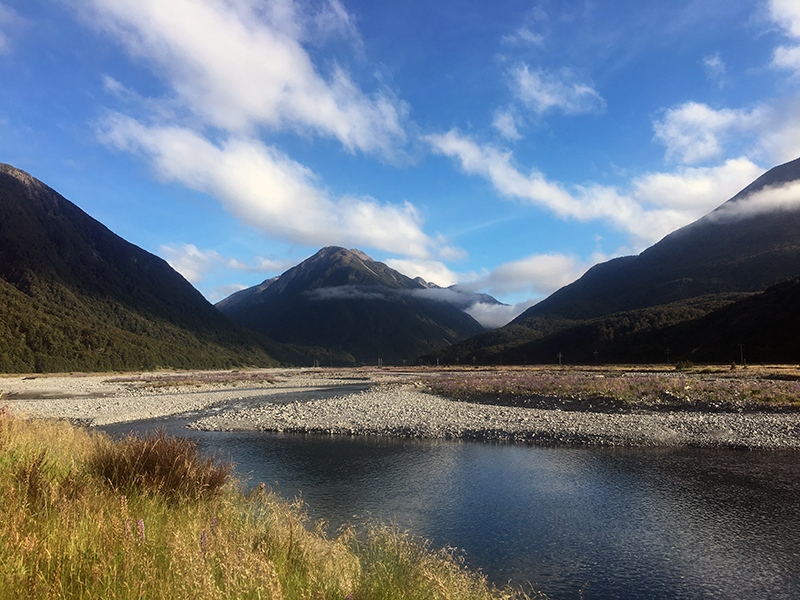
[3,368,800,449]
[0,406,535,600]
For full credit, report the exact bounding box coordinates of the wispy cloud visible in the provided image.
[770,0,800,73]
[425,129,762,248]
[702,52,726,88]
[159,243,296,284]
[492,109,522,141]
[0,3,20,55]
[510,64,605,116]
[501,26,545,47]
[708,180,800,221]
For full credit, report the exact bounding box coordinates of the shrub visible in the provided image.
[90,429,232,500]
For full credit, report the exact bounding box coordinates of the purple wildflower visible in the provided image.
[200,529,208,557]
[137,519,146,544]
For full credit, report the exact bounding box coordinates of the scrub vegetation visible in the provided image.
[424,366,800,411]
[0,405,543,599]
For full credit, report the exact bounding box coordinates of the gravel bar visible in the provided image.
[3,371,800,449]
[190,383,800,450]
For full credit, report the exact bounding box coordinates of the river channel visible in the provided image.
[101,413,800,600]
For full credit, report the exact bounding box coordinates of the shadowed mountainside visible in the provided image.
[0,163,338,372]
[427,156,800,365]
[492,277,800,366]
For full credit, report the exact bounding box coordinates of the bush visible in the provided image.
[90,429,232,500]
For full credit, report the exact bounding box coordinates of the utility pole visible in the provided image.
[738,343,745,366]
[557,352,562,366]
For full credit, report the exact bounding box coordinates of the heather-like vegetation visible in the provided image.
[0,406,541,599]
[426,368,800,410]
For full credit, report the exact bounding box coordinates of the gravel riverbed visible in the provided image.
[3,370,800,449]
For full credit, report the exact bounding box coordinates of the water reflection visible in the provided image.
[101,419,800,600]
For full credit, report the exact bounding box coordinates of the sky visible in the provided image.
[2,0,800,328]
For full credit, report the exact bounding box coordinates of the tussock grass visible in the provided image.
[90,429,232,500]
[0,405,542,600]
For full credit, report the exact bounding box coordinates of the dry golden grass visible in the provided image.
[0,405,542,599]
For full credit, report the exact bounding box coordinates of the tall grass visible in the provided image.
[0,405,542,600]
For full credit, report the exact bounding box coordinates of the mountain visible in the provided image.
[0,163,327,372]
[217,247,488,364]
[496,277,800,366]
[520,156,800,323]
[428,156,800,364]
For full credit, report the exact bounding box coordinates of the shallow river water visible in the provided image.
[101,416,800,600]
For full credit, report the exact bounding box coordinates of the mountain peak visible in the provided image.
[218,246,487,363]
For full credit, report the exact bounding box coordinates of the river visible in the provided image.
[100,415,800,600]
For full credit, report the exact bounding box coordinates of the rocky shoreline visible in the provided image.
[3,370,800,449]
[190,383,800,450]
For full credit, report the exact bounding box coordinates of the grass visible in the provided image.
[424,366,800,410]
[0,404,543,600]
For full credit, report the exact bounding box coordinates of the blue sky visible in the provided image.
[2,0,800,327]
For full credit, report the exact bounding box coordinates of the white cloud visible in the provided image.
[160,244,227,283]
[774,44,800,72]
[79,0,408,158]
[470,252,590,297]
[492,109,522,141]
[427,129,760,248]
[159,243,296,284]
[709,180,800,221]
[105,115,435,258]
[465,301,536,329]
[653,102,761,164]
[654,98,800,166]
[501,27,545,47]
[756,100,800,163]
[631,158,763,211]
[702,53,726,88]
[510,64,605,115]
[0,3,20,55]
[770,0,800,38]
[770,0,800,73]
[384,258,459,287]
